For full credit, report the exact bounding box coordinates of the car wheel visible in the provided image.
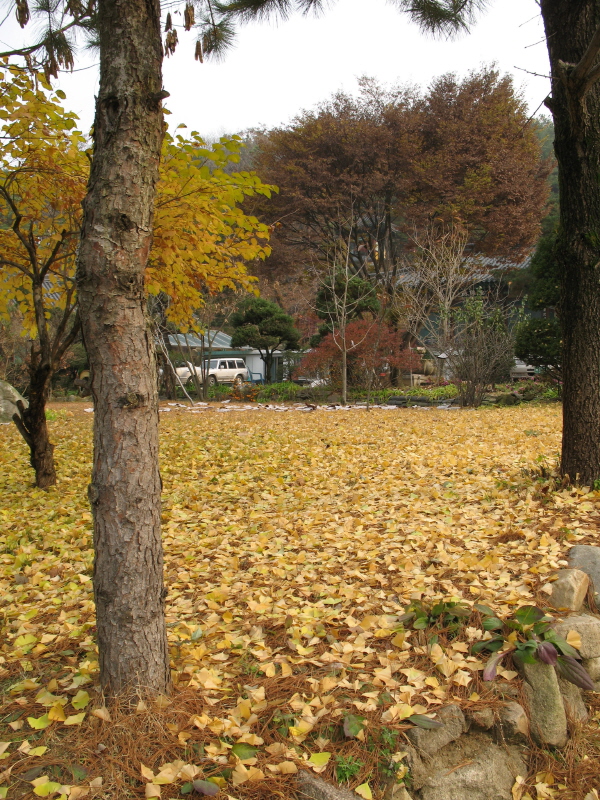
[233,374,244,386]
[208,375,217,386]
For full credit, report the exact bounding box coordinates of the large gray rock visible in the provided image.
[384,785,413,800]
[551,613,600,659]
[522,661,568,747]
[549,568,589,612]
[297,771,362,800]
[494,701,529,744]
[407,731,526,800]
[469,708,494,730]
[490,681,519,700]
[405,704,467,756]
[568,546,600,604]
[0,380,27,423]
[558,677,588,722]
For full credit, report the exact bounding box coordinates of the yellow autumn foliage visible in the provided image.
[0,66,273,336]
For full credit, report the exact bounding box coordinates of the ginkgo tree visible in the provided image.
[0,64,87,489]
[148,128,271,329]
[0,67,272,492]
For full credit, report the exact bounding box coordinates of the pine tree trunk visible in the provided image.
[75,0,169,693]
[13,363,56,489]
[541,1,600,486]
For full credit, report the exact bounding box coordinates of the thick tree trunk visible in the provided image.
[13,363,56,489]
[541,1,600,486]
[76,0,169,693]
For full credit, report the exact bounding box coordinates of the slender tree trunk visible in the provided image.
[160,350,177,400]
[542,1,600,485]
[157,309,176,400]
[341,345,347,405]
[184,334,202,399]
[12,362,56,489]
[76,0,169,694]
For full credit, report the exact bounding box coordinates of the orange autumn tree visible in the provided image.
[0,69,273,487]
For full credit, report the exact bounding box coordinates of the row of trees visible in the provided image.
[3,0,600,696]
[298,221,526,407]
[244,68,550,289]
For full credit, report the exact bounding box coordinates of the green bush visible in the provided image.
[348,385,459,403]
[541,386,560,400]
[208,384,232,400]
[401,385,459,400]
[257,382,301,402]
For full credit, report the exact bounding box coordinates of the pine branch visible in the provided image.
[391,0,490,38]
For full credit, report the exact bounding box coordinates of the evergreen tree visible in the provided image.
[231,297,300,382]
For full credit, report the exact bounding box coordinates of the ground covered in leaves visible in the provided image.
[1,404,600,800]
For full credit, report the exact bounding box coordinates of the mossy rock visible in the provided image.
[496,393,520,406]
[520,389,539,402]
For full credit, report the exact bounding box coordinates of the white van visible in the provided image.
[177,358,249,386]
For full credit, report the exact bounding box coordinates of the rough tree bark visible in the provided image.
[76,0,170,693]
[541,1,600,486]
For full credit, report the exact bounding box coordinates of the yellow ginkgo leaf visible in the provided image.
[308,752,331,774]
[154,765,179,785]
[145,784,161,798]
[266,761,297,774]
[68,788,90,799]
[28,714,52,730]
[231,762,249,786]
[71,691,90,710]
[48,704,66,722]
[178,764,199,781]
[566,630,582,650]
[63,713,86,726]
[355,783,372,799]
[33,781,62,797]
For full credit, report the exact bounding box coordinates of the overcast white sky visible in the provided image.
[16,0,552,137]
